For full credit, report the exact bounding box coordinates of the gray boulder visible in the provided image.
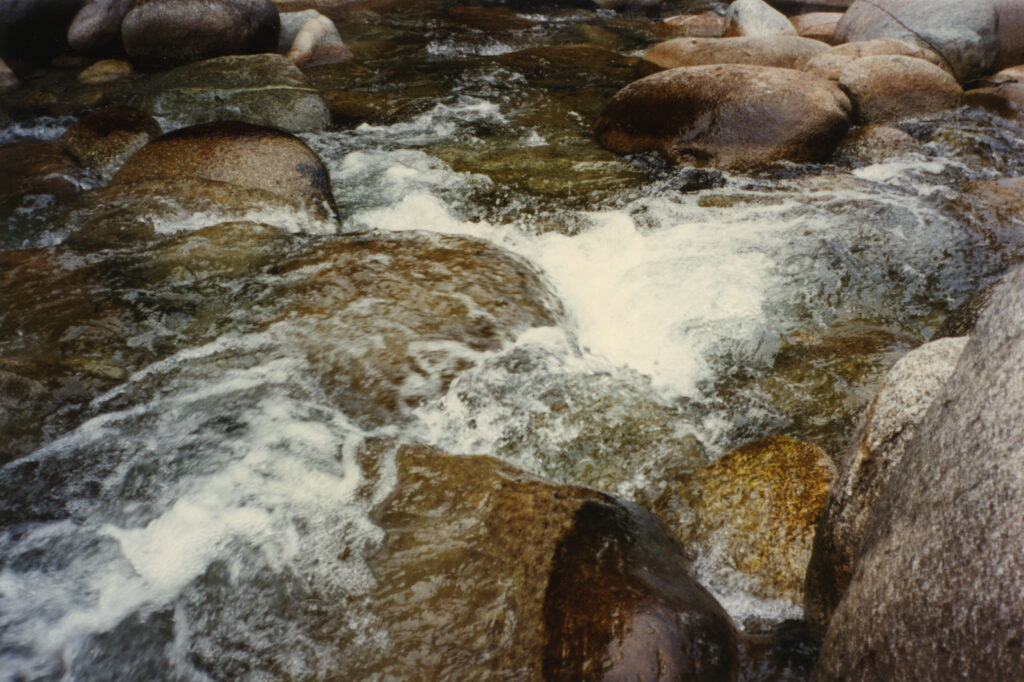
[814,264,1024,679]
[804,336,967,629]
[724,0,796,38]
[834,0,998,81]
[122,0,280,69]
[66,0,134,53]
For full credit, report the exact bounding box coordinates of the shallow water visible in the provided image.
[4,1,1024,677]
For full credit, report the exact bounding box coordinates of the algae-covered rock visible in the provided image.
[129,53,330,132]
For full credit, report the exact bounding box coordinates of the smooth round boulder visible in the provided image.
[58,105,161,175]
[669,436,836,605]
[644,35,830,71]
[595,64,851,170]
[838,54,963,123]
[110,121,337,221]
[803,337,967,629]
[76,58,134,83]
[724,0,797,38]
[803,37,948,81]
[653,12,727,38]
[790,12,843,45]
[283,12,352,67]
[814,264,1024,679]
[127,53,330,132]
[122,0,281,69]
[965,81,1024,120]
[67,0,134,52]
[834,0,998,81]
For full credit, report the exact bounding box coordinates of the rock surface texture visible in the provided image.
[804,337,967,628]
[595,64,851,169]
[814,264,1024,679]
[838,54,963,123]
[645,35,829,71]
[67,0,135,53]
[724,0,796,38]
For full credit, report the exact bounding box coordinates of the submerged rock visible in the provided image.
[127,53,330,132]
[838,55,963,123]
[653,12,727,39]
[814,264,1024,679]
[362,445,738,680]
[58,105,161,175]
[803,337,967,629]
[0,142,86,215]
[644,35,829,71]
[667,436,836,605]
[273,231,563,427]
[122,0,281,69]
[834,0,998,81]
[594,64,850,170]
[724,0,796,38]
[111,120,336,220]
[837,124,919,163]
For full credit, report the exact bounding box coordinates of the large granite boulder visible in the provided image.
[644,35,829,71]
[122,0,280,69]
[127,53,330,132]
[838,54,963,123]
[724,0,796,38]
[803,337,967,628]
[594,64,851,170]
[834,0,998,81]
[814,264,1024,679]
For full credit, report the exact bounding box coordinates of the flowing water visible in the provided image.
[4,1,1024,678]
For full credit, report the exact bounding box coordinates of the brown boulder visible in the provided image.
[110,121,337,221]
[594,64,851,170]
[965,81,1024,119]
[838,55,963,123]
[994,0,1024,70]
[122,0,281,69]
[76,58,134,83]
[724,0,796,38]
[790,12,843,45]
[58,105,161,175]
[803,37,948,81]
[644,35,829,71]
[0,142,85,214]
[803,337,967,628]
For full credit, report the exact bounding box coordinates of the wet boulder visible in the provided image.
[803,337,966,629]
[127,53,330,132]
[644,35,829,71]
[993,0,1024,70]
[814,264,1024,679]
[724,0,796,38]
[58,105,161,176]
[67,0,134,53]
[837,124,919,163]
[594,64,851,170]
[271,232,563,427]
[802,37,948,81]
[838,55,963,123]
[665,436,836,606]
[282,11,353,67]
[360,445,739,680]
[0,142,87,215]
[110,120,336,218]
[834,0,998,81]
[122,0,281,69]
[965,67,1024,119]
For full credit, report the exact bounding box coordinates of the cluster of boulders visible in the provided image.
[598,0,1024,170]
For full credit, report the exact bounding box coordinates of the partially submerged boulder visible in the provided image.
[837,124,919,163]
[645,35,829,71]
[838,55,963,123]
[127,53,330,132]
[804,337,967,629]
[0,142,86,215]
[814,264,1024,679]
[595,64,851,169]
[724,0,796,38]
[279,10,352,67]
[653,12,727,39]
[834,0,998,81]
[122,0,281,69]
[58,105,162,175]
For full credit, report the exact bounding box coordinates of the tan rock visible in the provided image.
[803,37,948,81]
[653,11,726,39]
[839,55,963,123]
[724,0,796,38]
[644,35,829,71]
[994,0,1024,70]
[965,82,1024,119]
[77,58,134,83]
[790,12,843,45]
[595,64,851,170]
[58,105,161,174]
